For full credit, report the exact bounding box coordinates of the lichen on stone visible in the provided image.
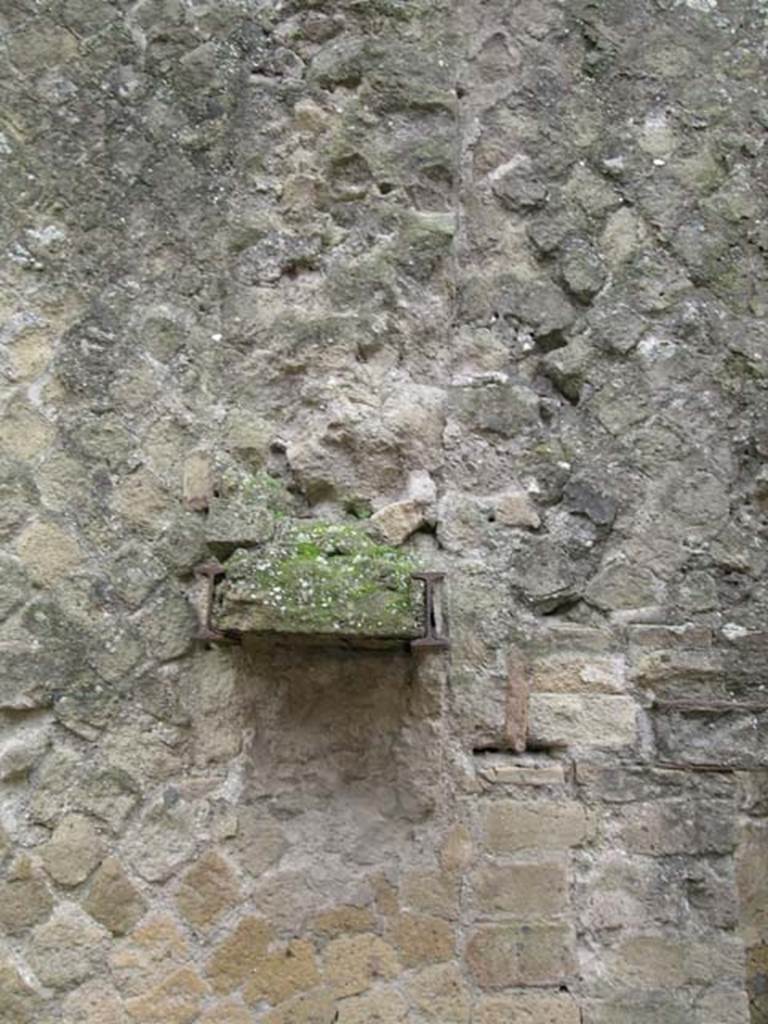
[215,521,422,640]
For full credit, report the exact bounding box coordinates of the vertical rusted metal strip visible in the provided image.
[504,646,530,753]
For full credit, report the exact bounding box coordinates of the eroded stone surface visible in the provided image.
[0,1,763,1021]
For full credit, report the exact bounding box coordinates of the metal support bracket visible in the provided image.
[193,559,242,644]
[410,571,450,651]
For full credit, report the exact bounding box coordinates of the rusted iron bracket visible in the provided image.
[410,572,450,652]
[193,560,242,645]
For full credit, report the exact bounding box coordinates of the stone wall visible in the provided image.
[2,0,768,1021]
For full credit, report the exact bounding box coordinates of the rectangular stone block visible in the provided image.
[627,624,712,649]
[215,522,423,641]
[475,991,580,1024]
[530,654,627,693]
[528,694,637,749]
[484,801,588,853]
[471,861,569,917]
[467,923,576,988]
[477,762,566,787]
[618,799,737,856]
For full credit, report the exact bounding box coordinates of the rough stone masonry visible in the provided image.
[1,0,768,1021]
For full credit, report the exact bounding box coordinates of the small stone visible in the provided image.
[336,989,407,1024]
[466,923,576,988]
[405,963,470,1022]
[0,717,51,779]
[493,490,540,529]
[62,980,130,1024]
[491,163,548,211]
[308,905,376,938]
[262,990,337,1024]
[439,825,473,873]
[124,967,209,1024]
[182,451,213,511]
[199,1004,253,1024]
[28,903,110,989]
[324,933,400,998]
[84,857,147,936]
[41,813,104,887]
[561,239,606,302]
[16,520,83,585]
[111,469,176,530]
[110,913,190,997]
[388,913,455,967]
[471,862,569,916]
[243,939,320,1006]
[563,479,617,527]
[0,956,45,1023]
[207,916,274,994]
[406,469,437,508]
[222,410,272,469]
[474,992,580,1024]
[370,499,425,545]
[0,859,53,934]
[399,870,459,920]
[175,850,240,931]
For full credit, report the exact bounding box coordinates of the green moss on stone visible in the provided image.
[215,522,422,639]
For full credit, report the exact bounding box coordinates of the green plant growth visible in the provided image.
[215,522,422,639]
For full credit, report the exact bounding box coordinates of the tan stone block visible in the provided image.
[62,980,130,1024]
[0,402,55,460]
[16,520,83,585]
[199,1003,252,1024]
[371,874,399,917]
[400,869,459,920]
[262,990,337,1024]
[84,857,146,936]
[227,804,288,877]
[528,694,637,748]
[370,500,425,545]
[207,916,274,994]
[324,934,400,998]
[41,813,104,887]
[243,939,320,1006]
[611,935,745,991]
[336,989,407,1024]
[493,489,541,529]
[175,850,240,931]
[0,863,53,933]
[485,801,588,853]
[471,861,569,917]
[611,936,687,988]
[0,956,45,1024]
[530,654,626,693]
[111,469,176,529]
[477,763,566,787]
[124,968,209,1024]
[28,903,110,990]
[110,913,190,996]
[308,905,376,938]
[466,923,576,988]
[439,825,473,872]
[388,912,454,967]
[183,451,214,510]
[405,963,470,1022]
[474,992,580,1024]
[8,327,55,382]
